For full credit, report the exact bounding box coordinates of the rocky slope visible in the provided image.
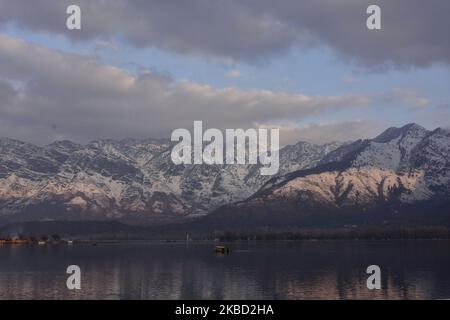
[207,124,450,227]
[0,136,343,225]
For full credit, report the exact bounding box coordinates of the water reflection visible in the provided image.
[0,241,449,299]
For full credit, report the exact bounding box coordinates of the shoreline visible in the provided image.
[2,238,450,246]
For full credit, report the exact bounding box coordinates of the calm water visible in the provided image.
[0,240,450,300]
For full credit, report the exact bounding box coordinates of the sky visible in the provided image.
[0,0,449,146]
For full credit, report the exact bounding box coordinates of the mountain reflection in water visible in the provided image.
[1,241,449,300]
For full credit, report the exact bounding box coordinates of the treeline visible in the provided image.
[207,226,450,241]
[0,234,62,242]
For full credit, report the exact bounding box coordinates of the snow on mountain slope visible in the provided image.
[215,124,450,224]
[267,167,431,207]
[4,123,447,226]
[352,123,428,170]
[0,136,344,224]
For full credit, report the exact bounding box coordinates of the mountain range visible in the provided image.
[1,123,449,228]
[0,132,344,225]
[206,123,450,228]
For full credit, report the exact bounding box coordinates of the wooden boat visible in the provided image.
[214,245,230,254]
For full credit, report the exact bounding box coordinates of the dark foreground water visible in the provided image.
[1,240,450,300]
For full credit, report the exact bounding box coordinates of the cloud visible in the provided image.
[435,103,450,111]
[0,34,370,144]
[257,121,381,145]
[0,0,449,68]
[377,88,429,109]
[226,70,241,78]
[342,75,359,84]
[94,40,117,51]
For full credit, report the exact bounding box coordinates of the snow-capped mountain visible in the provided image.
[207,124,450,227]
[0,135,344,225]
[2,123,448,228]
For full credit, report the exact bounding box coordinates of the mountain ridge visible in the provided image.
[1,123,449,228]
[204,123,450,228]
[0,134,346,225]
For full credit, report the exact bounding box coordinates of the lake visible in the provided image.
[1,240,450,299]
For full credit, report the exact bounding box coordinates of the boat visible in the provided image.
[214,245,230,254]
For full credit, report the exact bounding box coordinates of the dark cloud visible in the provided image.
[0,0,449,67]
